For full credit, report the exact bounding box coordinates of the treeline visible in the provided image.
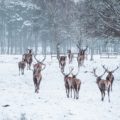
[0,0,120,54]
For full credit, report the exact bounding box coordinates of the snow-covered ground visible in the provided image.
[0,55,120,120]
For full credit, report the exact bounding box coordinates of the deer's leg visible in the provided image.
[103,91,105,101]
[70,87,72,98]
[101,93,104,101]
[35,83,37,93]
[22,69,24,75]
[74,89,76,99]
[27,63,29,70]
[76,86,80,99]
[19,68,20,76]
[63,64,65,72]
[65,88,67,97]
[36,79,41,93]
[28,63,30,70]
[100,89,104,101]
[67,88,70,98]
[66,88,68,98]
[111,84,112,91]
[23,69,24,75]
[29,63,31,70]
[27,63,28,70]
[78,61,80,68]
[108,86,110,102]
[34,78,37,93]
[38,80,41,90]
[77,91,79,99]
[76,91,78,99]
[111,80,113,91]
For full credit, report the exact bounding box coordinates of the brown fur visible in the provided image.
[102,65,119,91]
[61,68,81,99]
[33,63,43,93]
[106,72,114,91]
[22,49,33,70]
[93,68,111,102]
[71,75,81,99]
[97,78,111,102]
[18,60,26,75]
[33,55,46,93]
[68,50,73,63]
[77,47,87,67]
[59,56,66,72]
[61,68,73,98]
[22,53,32,70]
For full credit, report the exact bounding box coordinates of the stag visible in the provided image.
[33,55,46,93]
[22,49,33,70]
[59,56,67,72]
[71,70,81,99]
[18,60,26,75]
[92,68,111,102]
[102,65,119,91]
[67,50,73,64]
[77,45,88,67]
[61,68,74,98]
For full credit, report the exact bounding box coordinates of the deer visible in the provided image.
[71,69,81,99]
[33,55,46,93]
[61,67,81,99]
[18,60,26,75]
[22,49,33,70]
[92,68,111,102]
[61,68,74,98]
[59,56,67,72]
[102,65,119,91]
[67,50,74,64]
[77,45,88,68]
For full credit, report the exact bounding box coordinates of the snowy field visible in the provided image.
[0,55,120,120]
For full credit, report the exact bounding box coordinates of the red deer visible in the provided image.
[33,55,46,93]
[77,46,88,67]
[67,50,73,63]
[22,49,33,70]
[92,68,111,102]
[102,65,119,91]
[59,56,67,72]
[61,68,81,99]
[61,68,74,98]
[18,60,26,75]
[71,70,81,99]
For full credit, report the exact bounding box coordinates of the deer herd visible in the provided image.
[18,47,119,102]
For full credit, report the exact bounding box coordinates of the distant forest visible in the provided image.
[0,0,120,54]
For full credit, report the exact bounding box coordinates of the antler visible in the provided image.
[102,65,119,73]
[112,66,119,73]
[34,55,46,64]
[102,65,109,73]
[92,68,98,78]
[84,46,88,51]
[34,55,39,63]
[99,70,106,78]
[92,67,106,78]
[76,41,81,51]
[61,70,66,76]
[41,55,46,63]
[72,67,80,77]
[61,67,74,76]
[67,67,74,76]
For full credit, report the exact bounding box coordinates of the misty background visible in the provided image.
[0,0,120,54]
